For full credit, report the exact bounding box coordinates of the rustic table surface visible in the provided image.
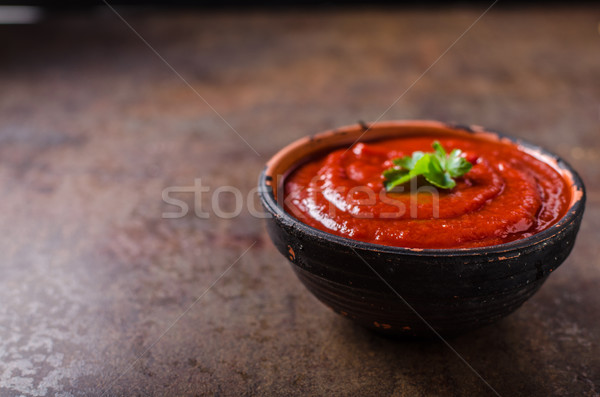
[1,5,599,396]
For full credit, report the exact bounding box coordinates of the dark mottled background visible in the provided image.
[0,5,599,396]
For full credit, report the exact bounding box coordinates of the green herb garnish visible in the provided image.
[383,141,473,191]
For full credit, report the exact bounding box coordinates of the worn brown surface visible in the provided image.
[0,6,599,396]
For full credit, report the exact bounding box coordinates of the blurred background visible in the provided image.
[0,2,598,396]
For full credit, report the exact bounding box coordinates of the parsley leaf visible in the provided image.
[383,141,473,191]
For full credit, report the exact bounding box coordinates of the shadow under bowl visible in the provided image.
[258,120,586,336]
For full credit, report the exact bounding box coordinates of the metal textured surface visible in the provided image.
[1,6,599,396]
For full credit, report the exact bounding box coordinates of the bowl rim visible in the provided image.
[259,120,586,256]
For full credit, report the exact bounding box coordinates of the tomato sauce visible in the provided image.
[284,135,571,249]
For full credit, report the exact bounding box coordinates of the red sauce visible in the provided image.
[284,135,571,249]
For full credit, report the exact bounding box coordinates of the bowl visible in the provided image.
[258,120,586,336]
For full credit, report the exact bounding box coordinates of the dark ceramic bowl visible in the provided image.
[259,121,586,336]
